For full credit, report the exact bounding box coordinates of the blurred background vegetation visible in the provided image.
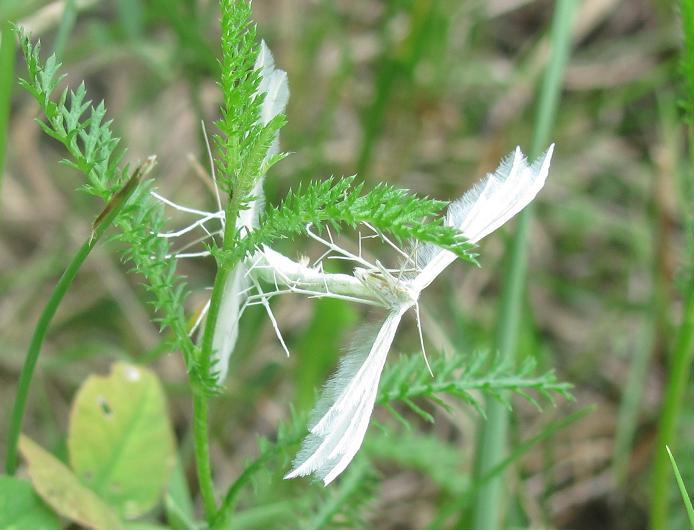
[1,0,692,528]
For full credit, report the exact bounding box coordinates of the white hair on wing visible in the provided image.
[448,144,554,243]
[285,308,406,485]
[413,144,554,291]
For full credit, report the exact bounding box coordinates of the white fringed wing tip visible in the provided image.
[284,309,406,485]
[413,143,554,290]
[447,143,554,244]
[255,40,289,128]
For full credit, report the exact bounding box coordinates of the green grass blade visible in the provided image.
[470,2,577,529]
[650,0,694,526]
[5,162,151,475]
[52,0,77,61]
[665,445,694,529]
[666,446,694,530]
[650,287,694,528]
[0,21,15,211]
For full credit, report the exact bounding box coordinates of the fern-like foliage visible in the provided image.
[213,410,376,530]
[16,29,127,200]
[227,176,478,266]
[297,459,376,530]
[16,29,198,379]
[366,431,467,495]
[113,182,196,371]
[377,350,573,419]
[214,0,286,199]
[211,412,307,528]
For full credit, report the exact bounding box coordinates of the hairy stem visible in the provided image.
[5,165,147,474]
[470,2,576,528]
[192,192,241,522]
[193,393,217,520]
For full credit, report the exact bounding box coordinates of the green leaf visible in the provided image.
[18,435,124,530]
[667,446,694,529]
[68,362,176,519]
[0,475,61,530]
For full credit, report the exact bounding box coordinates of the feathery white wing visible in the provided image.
[240,40,289,230]
[285,307,407,485]
[211,41,289,382]
[413,144,554,291]
[255,40,290,130]
[210,266,246,381]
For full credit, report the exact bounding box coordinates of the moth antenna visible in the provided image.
[171,250,213,259]
[306,224,373,269]
[171,229,223,256]
[151,191,219,217]
[158,212,224,239]
[363,221,415,267]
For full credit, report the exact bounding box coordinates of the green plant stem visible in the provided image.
[211,432,303,530]
[193,393,217,521]
[470,2,576,529]
[650,286,694,529]
[192,192,242,523]
[4,171,145,474]
[650,3,694,521]
[0,20,15,209]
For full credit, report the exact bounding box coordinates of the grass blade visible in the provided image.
[470,2,577,529]
[0,21,15,211]
[666,446,694,530]
[5,160,153,475]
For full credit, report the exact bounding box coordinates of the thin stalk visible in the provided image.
[650,117,694,530]
[650,267,694,529]
[470,2,576,529]
[52,0,77,61]
[651,1,694,521]
[613,95,678,484]
[193,394,217,521]
[0,20,15,209]
[210,432,303,530]
[5,162,149,474]
[666,446,694,529]
[192,192,241,523]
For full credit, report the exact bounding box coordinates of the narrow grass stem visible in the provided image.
[650,286,694,529]
[4,170,145,474]
[0,21,16,209]
[650,3,694,522]
[470,2,576,528]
